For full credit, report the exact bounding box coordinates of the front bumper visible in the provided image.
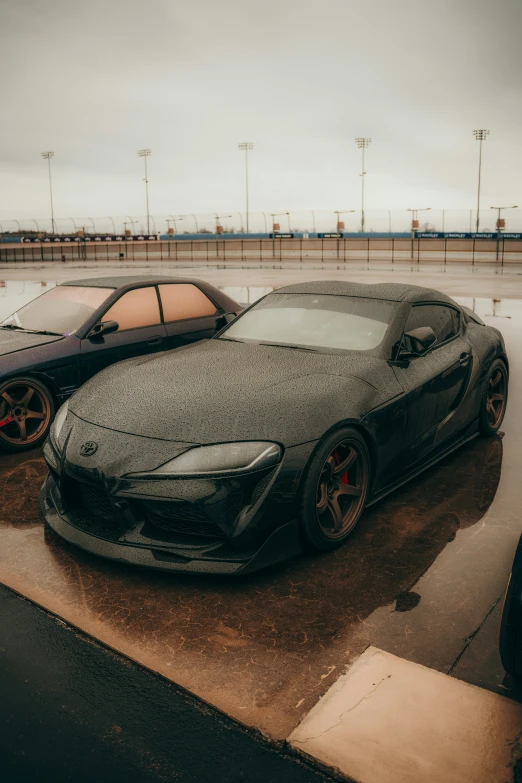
[41,473,301,575]
[40,425,314,575]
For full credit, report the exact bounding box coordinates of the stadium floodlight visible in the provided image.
[137,149,152,234]
[355,138,371,232]
[238,142,254,233]
[41,152,56,234]
[473,130,490,232]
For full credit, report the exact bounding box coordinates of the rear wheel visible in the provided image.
[299,427,370,552]
[0,377,54,451]
[479,359,508,436]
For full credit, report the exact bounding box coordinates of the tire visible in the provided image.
[299,426,371,552]
[479,358,508,437]
[500,536,522,678]
[0,377,55,452]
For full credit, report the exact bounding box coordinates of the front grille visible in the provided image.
[61,476,122,540]
[142,500,227,540]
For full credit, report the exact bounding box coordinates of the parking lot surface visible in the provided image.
[0,294,520,739]
[0,264,521,741]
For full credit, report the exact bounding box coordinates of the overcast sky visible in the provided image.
[1,0,521,227]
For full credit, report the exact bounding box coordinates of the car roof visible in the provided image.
[273,280,456,305]
[59,275,209,290]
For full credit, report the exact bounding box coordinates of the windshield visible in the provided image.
[1,285,114,336]
[220,293,396,352]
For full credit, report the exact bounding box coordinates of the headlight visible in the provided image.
[131,441,282,478]
[51,400,69,446]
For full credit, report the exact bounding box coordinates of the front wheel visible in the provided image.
[299,427,371,552]
[0,377,55,451]
[479,359,508,437]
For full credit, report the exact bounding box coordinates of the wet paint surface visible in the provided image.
[0,290,521,738]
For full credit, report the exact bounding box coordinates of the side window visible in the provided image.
[158,284,217,323]
[404,304,460,346]
[103,287,161,332]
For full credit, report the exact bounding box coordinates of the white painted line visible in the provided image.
[289,647,522,783]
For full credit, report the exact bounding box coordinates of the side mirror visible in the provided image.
[215,312,238,331]
[88,320,119,339]
[402,326,436,357]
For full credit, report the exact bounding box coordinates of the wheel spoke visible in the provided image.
[490,371,502,388]
[26,410,46,420]
[316,481,328,511]
[16,419,27,440]
[327,496,344,530]
[490,393,504,402]
[21,387,35,406]
[333,447,357,476]
[338,483,362,497]
[1,391,16,408]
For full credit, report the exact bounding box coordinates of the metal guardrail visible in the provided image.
[1,237,521,265]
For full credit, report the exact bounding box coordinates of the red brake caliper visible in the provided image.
[334,451,349,484]
[0,415,13,428]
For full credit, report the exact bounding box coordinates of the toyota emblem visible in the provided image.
[80,441,98,457]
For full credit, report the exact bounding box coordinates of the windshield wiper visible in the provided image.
[216,336,245,343]
[0,324,62,336]
[258,342,319,353]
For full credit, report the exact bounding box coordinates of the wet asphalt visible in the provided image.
[0,296,520,741]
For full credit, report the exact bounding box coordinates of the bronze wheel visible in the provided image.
[480,359,508,436]
[486,366,507,429]
[0,378,54,450]
[316,440,368,540]
[300,427,371,551]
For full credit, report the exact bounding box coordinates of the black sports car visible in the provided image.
[40,281,509,575]
[0,276,240,451]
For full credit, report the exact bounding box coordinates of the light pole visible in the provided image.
[271,212,290,233]
[41,151,56,234]
[310,210,316,233]
[238,142,253,233]
[215,214,232,235]
[473,130,490,232]
[407,208,431,259]
[491,205,517,260]
[355,138,371,232]
[137,149,151,234]
[334,209,355,232]
[124,218,137,236]
[167,216,184,234]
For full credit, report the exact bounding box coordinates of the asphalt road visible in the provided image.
[0,584,336,783]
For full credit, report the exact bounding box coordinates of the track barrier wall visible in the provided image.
[1,237,522,265]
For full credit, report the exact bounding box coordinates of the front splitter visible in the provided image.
[40,474,302,576]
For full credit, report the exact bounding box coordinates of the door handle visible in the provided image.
[148,336,163,345]
[459,352,471,366]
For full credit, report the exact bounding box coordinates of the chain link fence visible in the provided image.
[2,209,522,237]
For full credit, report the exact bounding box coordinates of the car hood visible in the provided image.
[69,339,401,446]
[0,329,64,357]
